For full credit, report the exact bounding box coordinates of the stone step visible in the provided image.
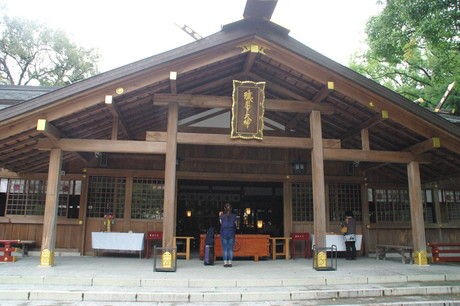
[0,283,459,303]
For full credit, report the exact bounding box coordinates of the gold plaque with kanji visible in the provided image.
[231,80,265,140]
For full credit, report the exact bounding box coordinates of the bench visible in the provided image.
[375,244,413,264]
[0,240,21,262]
[428,243,460,263]
[12,240,36,256]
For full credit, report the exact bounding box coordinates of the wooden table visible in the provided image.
[91,232,144,258]
[174,236,194,260]
[199,234,270,261]
[270,237,291,260]
[312,234,363,251]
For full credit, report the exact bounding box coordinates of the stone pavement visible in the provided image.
[0,255,459,305]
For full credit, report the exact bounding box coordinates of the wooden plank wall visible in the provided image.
[0,223,82,250]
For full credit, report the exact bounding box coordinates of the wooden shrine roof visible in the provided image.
[0,2,459,183]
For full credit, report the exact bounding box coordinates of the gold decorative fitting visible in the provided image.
[327,81,334,90]
[413,250,428,266]
[40,249,55,266]
[115,87,124,95]
[369,102,375,108]
[240,44,267,54]
[432,137,441,148]
[381,110,389,119]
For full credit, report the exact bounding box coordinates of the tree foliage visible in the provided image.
[0,16,99,86]
[351,0,460,113]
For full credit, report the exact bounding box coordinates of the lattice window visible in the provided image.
[441,190,460,221]
[87,176,125,218]
[374,189,391,222]
[374,188,410,223]
[6,179,46,215]
[292,183,313,221]
[392,189,410,222]
[329,183,362,221]
[422,189,435,223]
[58,180,81,218]
[131,177,164,219]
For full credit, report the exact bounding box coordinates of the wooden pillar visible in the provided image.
[123,177,133,232]
[79,173,89,255]
[310,110,326,249]
[324,183,330,229]
[163,102,178,248]
[407,161,428,265]
[283,180,293,237]
[361,182,370,256]
[40,148,62,266]
[432,186,443,241]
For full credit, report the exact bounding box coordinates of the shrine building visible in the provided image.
[0,0,459,266]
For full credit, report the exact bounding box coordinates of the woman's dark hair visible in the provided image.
[345,211,353,217]
[224,203,232,211]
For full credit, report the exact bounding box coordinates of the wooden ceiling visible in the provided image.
[0,1,459,184]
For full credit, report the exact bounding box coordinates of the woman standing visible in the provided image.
[342,211,357,260]
[219,203,238,267]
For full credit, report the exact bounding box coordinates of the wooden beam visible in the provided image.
[146,131,342,149]
[36,119,61,142]
[243,51,257,73]
[154,94,335,114]
[341,111,388,142]
[185,73,244,94]
[407,137,441,155]
[312,86,330,103]
[111,116,119,140]
[323,148,430,163]
[0,40,242,141]
[36,119,89,163]
[286,84,332,130]
[36,138,166,154]
[180,109,228,127]
[263,41,460,153]
[105,104,131,139]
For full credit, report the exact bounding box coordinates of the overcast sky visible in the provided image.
[1,0,383,72]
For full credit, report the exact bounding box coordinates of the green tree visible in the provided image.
[351,0,460,113]
[0,16,99,86]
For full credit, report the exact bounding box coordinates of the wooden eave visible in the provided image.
[0,18,459,181]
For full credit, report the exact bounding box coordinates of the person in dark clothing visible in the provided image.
[219,203,238,267]
[342,211,357,260]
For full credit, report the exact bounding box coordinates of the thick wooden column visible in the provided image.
[432,187,443,241]
[361,182,370,256]
[40,148,62,266]
[163,102,178,248]
[310,110,326,249]
[407,161,428,265]
[283,180,293,237]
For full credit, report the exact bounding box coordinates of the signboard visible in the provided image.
[231,80,265,140]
